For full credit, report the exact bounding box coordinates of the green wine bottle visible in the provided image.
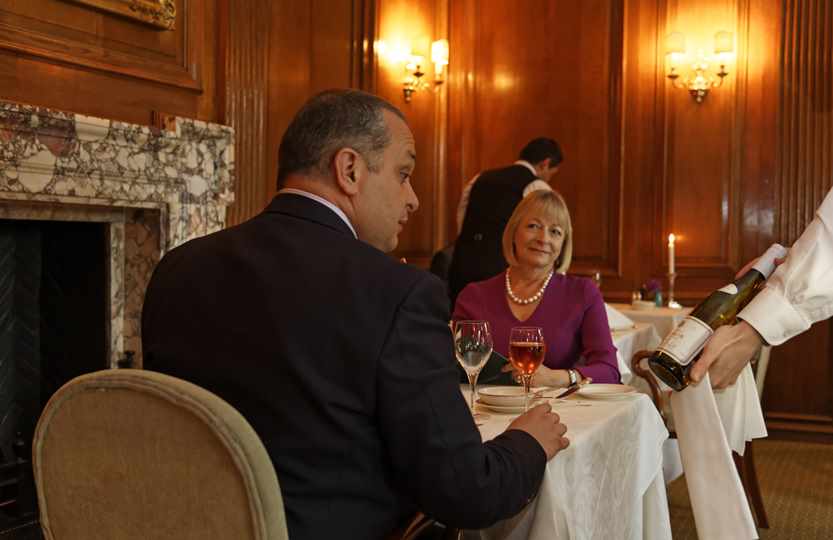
[648,243,787,391]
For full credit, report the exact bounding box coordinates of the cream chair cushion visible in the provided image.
[32,369,287,540]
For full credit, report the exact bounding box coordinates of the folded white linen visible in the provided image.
[670,372,758,540]
[713,364,767,455]
[606,303,636,330]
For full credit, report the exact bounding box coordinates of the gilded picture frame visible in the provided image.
[62,0,176,30]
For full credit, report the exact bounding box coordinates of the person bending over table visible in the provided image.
[453,189,620,387]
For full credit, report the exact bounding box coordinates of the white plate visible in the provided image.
[477,386,547,407]
[476,398,544,414]
[576,384,638,400]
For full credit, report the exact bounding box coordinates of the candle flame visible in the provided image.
[668,233,675,245]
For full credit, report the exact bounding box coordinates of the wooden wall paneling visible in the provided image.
[660,0,743,303]
[736,0,781,265]
[375,0,441,266]
[446,0,478,243]
[600,0,664,301]
[221,0,269,226]
[0,0,200,90]
[447,1,626,279]
[431,0,449,251]
[0,0,218,125]
[764,0,833,438]
[264,0,359,217]
[352,0,377,92]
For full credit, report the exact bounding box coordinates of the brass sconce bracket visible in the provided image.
[403,65,427,103]
[665,31,733,104]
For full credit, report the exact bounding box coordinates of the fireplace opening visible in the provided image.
[0,219,109,534]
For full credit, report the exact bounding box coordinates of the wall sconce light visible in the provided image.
[403,54,429,103]
[401,39,449,103]
[431,39,449,86]
[666,31,733,103]
[377,38,450,103]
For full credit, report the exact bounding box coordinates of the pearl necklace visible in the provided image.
[505,268,554,305]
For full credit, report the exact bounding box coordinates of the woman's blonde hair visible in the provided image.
[502,189,573,273]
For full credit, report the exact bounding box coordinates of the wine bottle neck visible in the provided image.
[735,268,765,290]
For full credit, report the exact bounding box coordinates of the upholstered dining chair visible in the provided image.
[631,349,770,529]
[32,368,288,540]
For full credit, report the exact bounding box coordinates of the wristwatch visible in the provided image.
[568,369,578,386]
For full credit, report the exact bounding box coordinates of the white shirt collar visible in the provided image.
[514,160,539,178]
[277,188,358,238]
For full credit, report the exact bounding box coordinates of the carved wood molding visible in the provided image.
[352,0,377,92]
[0,1,199,90]
[221,0,270,226]
[776,0,833,243]
[62,0,177,30]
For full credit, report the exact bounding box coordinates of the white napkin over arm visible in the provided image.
[670,372,759,539]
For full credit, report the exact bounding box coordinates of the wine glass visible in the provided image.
[509,327,547,412]
[453,320,493,421]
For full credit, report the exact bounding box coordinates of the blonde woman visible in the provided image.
[452,190,619,386]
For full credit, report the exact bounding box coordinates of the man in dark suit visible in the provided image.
[142,90,569,540]
[448,138,563,304]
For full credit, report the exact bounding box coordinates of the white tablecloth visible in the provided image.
[469,388,672,540]
[612,324,683,484]
[611,323,662,385]
[608,304,692,339]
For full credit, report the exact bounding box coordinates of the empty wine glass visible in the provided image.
[509,327,547,412]
[454,320,493,421]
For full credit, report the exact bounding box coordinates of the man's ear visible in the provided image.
[333,147,362,195]
[536,157,551,175]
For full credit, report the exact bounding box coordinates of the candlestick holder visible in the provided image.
[667,272,683,309]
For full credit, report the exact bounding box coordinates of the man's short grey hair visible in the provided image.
[277,89,406,186]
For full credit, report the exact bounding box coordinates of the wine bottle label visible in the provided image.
[656,316,714,366]
[717,283,739,295]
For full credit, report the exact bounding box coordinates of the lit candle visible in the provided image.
[668,233,676,274]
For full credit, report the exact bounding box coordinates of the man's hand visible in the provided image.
[689,321,764,389]
[507,403,569,459]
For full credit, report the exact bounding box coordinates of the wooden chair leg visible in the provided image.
[733,441,769,529]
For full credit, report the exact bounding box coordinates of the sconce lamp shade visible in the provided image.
[431,39,449,66]
[665,32,686,54]
[714,31,733,53]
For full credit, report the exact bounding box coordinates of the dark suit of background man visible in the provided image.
[142,90,569,540]
[448,138,563,304]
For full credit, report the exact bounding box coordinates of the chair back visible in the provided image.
[752,346,771,399]
[32,369,288,540]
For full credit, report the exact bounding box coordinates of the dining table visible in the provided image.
[607,303,692,339]
[466,385,672,540]
[610,323,662,385]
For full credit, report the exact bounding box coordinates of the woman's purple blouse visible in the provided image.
[452,272,620,384]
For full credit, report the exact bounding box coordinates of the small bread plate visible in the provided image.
[476,397,545,414]
[576,384,639,400]
[478,386,548,408]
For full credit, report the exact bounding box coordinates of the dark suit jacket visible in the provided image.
[142,194,546,540]
[448,164,537,304]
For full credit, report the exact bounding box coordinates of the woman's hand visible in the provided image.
[501,363,572,387]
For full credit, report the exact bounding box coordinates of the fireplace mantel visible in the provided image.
[0,101,235,365]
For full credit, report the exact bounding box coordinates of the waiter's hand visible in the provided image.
[689,321,764,389]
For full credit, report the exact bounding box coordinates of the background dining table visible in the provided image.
[466,386,672,540]
[607,303,692,339]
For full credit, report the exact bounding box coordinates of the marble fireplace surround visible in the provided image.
[0,101,235,366]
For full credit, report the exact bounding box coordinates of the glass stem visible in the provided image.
[467,370,479,412]
[522,374,532,412]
